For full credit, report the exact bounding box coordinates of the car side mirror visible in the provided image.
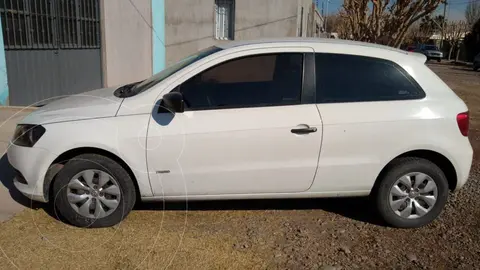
[160,92,185,113]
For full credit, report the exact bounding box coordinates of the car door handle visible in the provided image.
[291,125,317,134]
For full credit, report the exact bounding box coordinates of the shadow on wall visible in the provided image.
[165,15,298,48]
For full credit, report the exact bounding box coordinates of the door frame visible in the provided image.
[152,47,317,108]
[145,47,320,196]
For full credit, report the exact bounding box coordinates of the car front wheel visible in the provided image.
[52,154,136,228]
[373,157,449,228]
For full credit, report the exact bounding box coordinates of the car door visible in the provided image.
[310,52,427,193]
[146,49,323,196]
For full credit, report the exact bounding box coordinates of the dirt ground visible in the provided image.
[0,63,479,270]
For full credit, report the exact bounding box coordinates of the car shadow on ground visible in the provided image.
[0,153,385,226]
[450,67,478,73]
[138,197,387,226]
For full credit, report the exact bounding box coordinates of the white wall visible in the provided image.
[165,0,313,65]
[101,0,152,87]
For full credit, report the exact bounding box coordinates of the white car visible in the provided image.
[7,39,472,228]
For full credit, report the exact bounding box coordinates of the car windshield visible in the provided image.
[117,46,223,97]
[425,45,439,50]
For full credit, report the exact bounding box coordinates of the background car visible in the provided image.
[7,39,472,229]
[415,44,444,62]
[406,45,416,52]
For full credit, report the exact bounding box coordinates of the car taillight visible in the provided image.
[457,112,469,136]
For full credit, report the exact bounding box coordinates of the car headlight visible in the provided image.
[12,124,46,147]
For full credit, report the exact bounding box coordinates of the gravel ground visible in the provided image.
[0,63,479,270]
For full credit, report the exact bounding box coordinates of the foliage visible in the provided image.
[342,0,444,47]
[465,1,480,28]
[324,12,352,39]
[404,15,444,46]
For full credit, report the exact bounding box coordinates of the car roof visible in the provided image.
[217,38,409,55]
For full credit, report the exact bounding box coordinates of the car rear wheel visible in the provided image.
[373,157,449,228]
[52,154,136,228]
[474,65,479,71]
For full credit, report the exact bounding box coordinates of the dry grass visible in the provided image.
[0,209,267,269]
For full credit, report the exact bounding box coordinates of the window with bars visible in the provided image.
[214,0,234,40]
[0,0,100,50]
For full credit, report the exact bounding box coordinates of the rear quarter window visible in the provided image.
[315,53,425,103]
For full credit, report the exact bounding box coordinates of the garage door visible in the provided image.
[1,0,102,106]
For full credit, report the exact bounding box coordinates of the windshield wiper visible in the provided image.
[114,81,142,98]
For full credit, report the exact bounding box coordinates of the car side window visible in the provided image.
[178,53,304,110]
[315,53,425,103]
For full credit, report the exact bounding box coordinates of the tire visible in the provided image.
[437,59,441,63]
[474,66,479,71]
[373,157,449,228]
[52,154,136,228]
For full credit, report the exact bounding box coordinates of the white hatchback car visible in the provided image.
[8,39,472,228]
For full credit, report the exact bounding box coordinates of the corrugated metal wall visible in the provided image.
[1,0,102,106]
[5,49,101,105]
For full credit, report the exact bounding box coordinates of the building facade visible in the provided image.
[164,0,323,65]
[0,0,322,106]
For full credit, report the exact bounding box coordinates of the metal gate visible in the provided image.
[0,0,102,106]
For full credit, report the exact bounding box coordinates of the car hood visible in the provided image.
[20,87,123,125]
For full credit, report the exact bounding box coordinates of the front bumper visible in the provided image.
[7,142,58,203]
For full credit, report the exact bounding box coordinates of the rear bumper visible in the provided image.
[453,142,474,191]
[7,142,58,203]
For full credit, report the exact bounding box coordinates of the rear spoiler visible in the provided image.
[408,52,427,63]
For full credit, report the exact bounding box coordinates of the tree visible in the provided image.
[444,20,468,60]
[325,14,341,33]
[342,0,443,47]
[325,12,352,39]
[405,19,435,46]
[421,15,444,34]
[405,15,444,45]
[464,18,480,61]
[465,1,480,28]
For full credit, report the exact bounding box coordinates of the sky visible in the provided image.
[315,0,477,21]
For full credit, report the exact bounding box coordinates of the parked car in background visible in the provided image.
[7,39,472,229]
[416,44,443,62]
[474,53,480,71]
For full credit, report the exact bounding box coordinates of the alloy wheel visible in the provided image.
[389,172,438,219]
[66,169,121,219]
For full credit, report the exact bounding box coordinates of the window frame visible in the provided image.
[314,53,426,104]
[214,0,235,40]
[0,0,100,50]
[173,52,316,111]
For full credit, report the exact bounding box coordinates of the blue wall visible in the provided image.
[152,0,166,74]
[0,14,8,105]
